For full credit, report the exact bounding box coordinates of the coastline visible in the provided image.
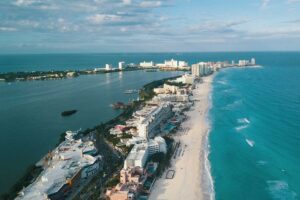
[149,75,214,200]
[0,73,183,199]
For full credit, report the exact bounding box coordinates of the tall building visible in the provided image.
[251,58,256,65]
[191,62,213,77]
[191,64,201,77]
[105,64,112,71]
[119,61,125,70]
[137,103,172,139]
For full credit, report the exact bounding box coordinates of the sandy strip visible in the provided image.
[149,75,214,200]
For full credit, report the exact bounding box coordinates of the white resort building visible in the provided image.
[106,64,113,71]
[16,133,102,200]
[123,137,167,169]
[139,61,154,68]
[136,103,172,139]
[119,61,125,70]
[191,62,213,77]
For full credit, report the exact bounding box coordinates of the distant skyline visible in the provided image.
[1,0,300,53]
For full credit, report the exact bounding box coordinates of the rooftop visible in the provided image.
[17,138,100,200]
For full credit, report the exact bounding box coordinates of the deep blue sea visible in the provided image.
[209,52,300,200]
[0,52,299,199]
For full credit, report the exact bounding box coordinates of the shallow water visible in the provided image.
[209,53,300,200]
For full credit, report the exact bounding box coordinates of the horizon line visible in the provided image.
[1,50,300,55]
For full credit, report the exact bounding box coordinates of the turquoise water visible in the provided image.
[1,52,300,199]
[209,53,300,199]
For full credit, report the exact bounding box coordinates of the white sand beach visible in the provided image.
[149,75,214,200]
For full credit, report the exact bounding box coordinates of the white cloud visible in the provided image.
[13,0,40,7]
[0,27,17,32]
[287,0,300,3]
[122,0,132,5]
[87,14,122,24]
[140,1,162,8]
[261,0,271,8]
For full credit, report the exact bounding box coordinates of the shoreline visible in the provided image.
[0,74,183,199]
[149,75,215,200]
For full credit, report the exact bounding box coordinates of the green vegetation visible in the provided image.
[105,174,120,188]
[0,67,143,82]
[165,81,189,87]
[139,75,182,100]
[0,71,79,82]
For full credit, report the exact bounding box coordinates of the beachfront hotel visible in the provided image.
[119,61,125,70]
[106,64,113,71]
[238,58,256,66]
[124,143,149,169]
[139,61,155,68]
[16,132,102,200]
[105,74,195,200]
[137,103,172,139]
[191,62,214,77]
[123,137,166,169]
[164,59,188,68]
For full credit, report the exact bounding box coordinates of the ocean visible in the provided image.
[0,52,299,199]
[209,52,300,199]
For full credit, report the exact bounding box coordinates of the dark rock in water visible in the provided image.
[111,102,126,109]
[61,109,77,116]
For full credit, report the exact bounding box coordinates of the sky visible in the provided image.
[0,0,300,53]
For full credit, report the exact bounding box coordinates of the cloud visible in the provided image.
[13,0,40,7]
[122,0,132,5]
[287,0,300,3]
[261,0,271,8]
[140,1,162,8]
[0,27,17,32]
[1,0,300,53]
[87,14,122,25]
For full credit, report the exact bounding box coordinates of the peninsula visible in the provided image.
[9,57,256,200]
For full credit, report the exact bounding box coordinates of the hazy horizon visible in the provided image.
[1,50,300,55]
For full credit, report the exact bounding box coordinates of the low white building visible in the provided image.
[152,94,189,103]
[178,61,188,67]
[124,143,149,169]
[164,59,178,68]
[16,138,101,200]
[124,137,167,169]
[173,74,195,84]
[140,61,154,68]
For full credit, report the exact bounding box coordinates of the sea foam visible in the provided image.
[237,118,250,124]
[235,125,249,131]
[267,180,297,200]
[246,139,255,147]
[202,129,215,200]
[217,80,227,85]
